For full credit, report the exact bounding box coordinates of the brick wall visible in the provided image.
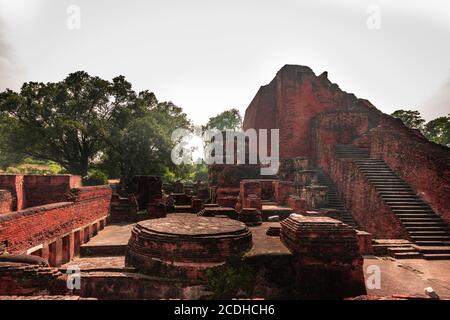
[23,175,82,208]
[327,151,408,239]
[356,121,450,224]
[311,113,409,238]
[0,175,25,210]
[0,190,13,214]
[0,185,111,255]
[243,65,382,158]
[0,174,82,210]
[310,111,376,168]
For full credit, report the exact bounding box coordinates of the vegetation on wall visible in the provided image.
[391,110,450,147]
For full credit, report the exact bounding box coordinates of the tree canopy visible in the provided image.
[423,116,450,147]
[391,110,426,130]
[391,109,450,147]
[203,108,242,132]
[0,71,191,180]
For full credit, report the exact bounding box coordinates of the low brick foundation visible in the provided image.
[0,182,111,266]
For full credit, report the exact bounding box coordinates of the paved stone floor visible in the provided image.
[363,256,450,298]
[62,256,126,270]
[67,219,450,299]
[82,222,134,247]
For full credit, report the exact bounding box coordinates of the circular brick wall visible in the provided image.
[125,214,252,280]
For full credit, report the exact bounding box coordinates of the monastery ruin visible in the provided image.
[1,65,449,300]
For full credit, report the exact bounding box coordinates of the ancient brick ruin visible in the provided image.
[0,175,111,266]
[0,65,449,300]
[243,65,450,258]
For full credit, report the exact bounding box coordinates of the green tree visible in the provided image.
[423,115,450,147]
[0,72,122,176]
[0,71,192,180]
[0,116,24,170]
[101,114,173,180]
[391,109,426,130]
[100,91,191,181]
[203,108,242,131]
[192,163,208,182]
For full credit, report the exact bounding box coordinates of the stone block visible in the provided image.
[280,214,366,299]
[238,208,262,226]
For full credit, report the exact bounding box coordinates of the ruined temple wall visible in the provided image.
[0,190,12,213]
[0,185,111,255]
[0,174,82,210]
[243,80,277,132]
[243,65,382,159]
[23,175,82,208]
[0,175,25,210]
[310,111,377,168]
[356,122,450,224]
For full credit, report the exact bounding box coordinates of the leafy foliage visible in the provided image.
[0,71,192,180]
[391,110,450,147]
[205,261,255,299]
[83,169,109,186]
[423,115,450,147]
[391,109,426,130]
[203,108,242,132]
[0,72,119,175]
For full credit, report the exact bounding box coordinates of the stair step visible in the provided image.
[413,240,450,246]
[378,191,415,194]
[372,183,407,186]
[410,236,450,241]
[417,247,450,254]
[358,166,390,168]
[316,169,358,228]
[409,231,450,236]
[376,186,411,189]
[394,210,435,213]
[405,226,450,231]
[367,177,408,183]
[385,201,424,204]
[422,254,450,260]
[396,214,437,219]
[402,222,448,226]
[364,172,396,174]
[378,190,413,193]
[366,175,403,178]
[369,180,404,184]
[383,199,420,202]
[399,218,442,222]
[337,153,369,156]
[387,246,417,252]
[393,252,422,259]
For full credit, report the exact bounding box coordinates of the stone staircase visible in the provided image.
[316,170,358,228]
[372,239,422,259]
[334,144,450,260]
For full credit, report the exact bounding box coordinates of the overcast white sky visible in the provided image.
[0,0,449,124]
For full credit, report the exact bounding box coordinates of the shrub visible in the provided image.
[83,170,109,186]
[205,259,255,299]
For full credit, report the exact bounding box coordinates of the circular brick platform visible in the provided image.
[125,214,252,280]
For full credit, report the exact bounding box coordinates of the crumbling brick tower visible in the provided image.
[243,65,450,258]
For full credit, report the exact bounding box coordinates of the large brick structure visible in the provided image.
[243,65,450,245]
